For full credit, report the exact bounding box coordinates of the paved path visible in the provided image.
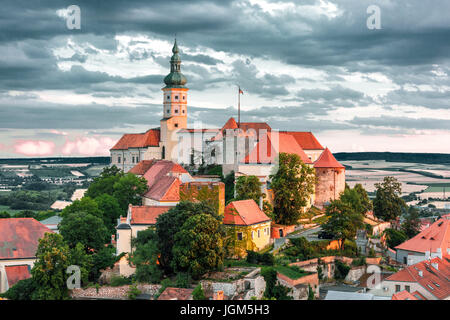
[287,226,322,241]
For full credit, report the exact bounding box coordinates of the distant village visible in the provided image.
[0,40,449,301]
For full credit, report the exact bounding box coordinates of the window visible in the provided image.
[175,109,178,113]
[395,285,401,292]
[405,285,410,292]
[237,232,243,241]
[182,110,185,114]
[118,156,121,164]
[175,95,178,99]
[174,123,178,128]
[167,109,170,113]
[251,231,254,239]
[167,95,170,99]
[132,156,135,163]
[136,156,139,163]
[183,96,185,100]
[258,229,260,238]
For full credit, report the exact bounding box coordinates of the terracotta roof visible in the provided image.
[243,132,312,164]
[211,117,271,141]
[144,176,181,201]
[0,218,53,260]
[395,217,450,254]
[386,256,450,300]
[224,199,271,226]
[391,290,419,300]
[142,160,188,188]
[110,128,160,150]
[5,265,31,287]
[157,287,194,300]
[128,159,157,175]
[281,131,324,150]
[129,206,172,225]
[314,148,345,168]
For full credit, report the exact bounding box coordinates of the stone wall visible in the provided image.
[314,168,345,208]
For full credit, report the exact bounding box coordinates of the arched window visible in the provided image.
[162,146,165,159]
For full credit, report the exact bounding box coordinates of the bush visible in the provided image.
[110,276,132,287]
[175,273,191,288]
[334,260,351,280]
[127,284,141,300]
[193,284,206,300]
[0,278,36,300]
[246,250,275,266]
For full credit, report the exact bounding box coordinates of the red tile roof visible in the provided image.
[224,199,271,226]
[144,176,181,201]
[129,206,172,225]
[157,287,194,300]
[281,131,324,150]
[0,218,53,260]
[110,128,160,150]
[395,217,450,254]
[5,265,31,287]
[313,148,345,168]
[391,290,419,300]
[243,132,312,164]
[128,159,157,175]
[386,256,450,300]
[211,117,271,141]
[142,160,187,188]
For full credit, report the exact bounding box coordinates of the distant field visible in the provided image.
[424,184,450,193]
[82,165,107,177]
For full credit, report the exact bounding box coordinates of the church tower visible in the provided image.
[160,39,188,161]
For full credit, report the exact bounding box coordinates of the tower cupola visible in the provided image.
[163,39,187,88]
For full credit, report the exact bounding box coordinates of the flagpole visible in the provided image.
[238,86,241,128]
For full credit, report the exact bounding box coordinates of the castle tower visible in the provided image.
[313,148,346,209]
[160,39,188,161]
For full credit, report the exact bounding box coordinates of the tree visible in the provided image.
[270,153,315,225]
[59,211,109,252]
[0,211,10,218]
[95,193,122,235]
[90,246,117,282]
[384,228,408,249]
[261,267,292,300]
[172,213,225,279]
[130,228,163,283]
[235,175,263,204]
[155,201,218,272]
[373,177,406,221]
[340,184,372,216]
[61,197,102,219]
[321,200,364,251]
[85,165,124,199]
[69,243,93,286]
[112,173,148,211]
[31,233,71,300]
[401,206,421,238]
[0,278,36,300]
[222,171,235,204]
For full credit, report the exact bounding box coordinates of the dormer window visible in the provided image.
[175,95,179,99]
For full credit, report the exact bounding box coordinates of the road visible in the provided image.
[287,226,322,241]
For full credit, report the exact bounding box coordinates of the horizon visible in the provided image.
[0,0,449,157]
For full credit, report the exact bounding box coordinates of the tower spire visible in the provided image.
[164,38,187,88]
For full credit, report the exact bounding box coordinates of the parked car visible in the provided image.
[318,231,334,239]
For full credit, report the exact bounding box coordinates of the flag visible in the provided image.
[239,88,244,94]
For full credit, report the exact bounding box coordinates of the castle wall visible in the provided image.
[314,168,345,208]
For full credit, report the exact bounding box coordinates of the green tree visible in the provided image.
[0,278,36,300]
[172,213,225,279]
[31,233,71,300]
[340,184,372,216]
[112,173,148,211]
[90,246,117,282]
[61,197,102,219]
[373,177,406,222]
[155,201,217,272]
[59,211,109,252]
[0,211,10,218]
[235,175,263,204]
[222,171,235,204]
[308,284,315,300]
[401,206,421,238]
[130,228,163,283]
[85,165,124,199]
[95,193,123,235]
[322,200,364,251]
[261,267,292,300]
[69,243,93,286]
[270,153,315,225]
[384,228,408,249]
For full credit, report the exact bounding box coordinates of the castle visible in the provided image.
[110,39,346,210]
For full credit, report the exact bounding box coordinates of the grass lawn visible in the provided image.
[275,265,310,279]
[224,259,260,268]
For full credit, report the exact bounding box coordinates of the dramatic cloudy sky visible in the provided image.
[0,0,449,157]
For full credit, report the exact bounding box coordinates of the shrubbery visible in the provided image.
[246,251,275,266]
